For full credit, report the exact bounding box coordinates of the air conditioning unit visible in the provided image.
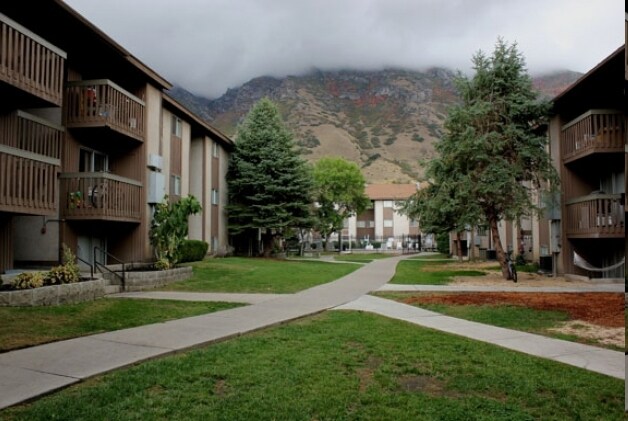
[147,154,163,171]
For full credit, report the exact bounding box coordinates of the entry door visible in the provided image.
[76,236,106,269]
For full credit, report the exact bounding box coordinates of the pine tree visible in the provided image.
[421,39,558,278]
[226,98,314,256]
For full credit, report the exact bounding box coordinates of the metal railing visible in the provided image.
[93,246,125,289]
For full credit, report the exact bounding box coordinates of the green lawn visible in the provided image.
[166,257,359,293]
[2,311,623,420]
[390,259,486,285]
[375,292,622,351]
[0,299,242,353]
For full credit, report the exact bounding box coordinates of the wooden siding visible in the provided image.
[0,111,62,215]
[0,214,12,273]
[60,172,142,222]
[561,110,624,163]
[0,13,66,106]
[65,80,145,141]
[564,194,624,238]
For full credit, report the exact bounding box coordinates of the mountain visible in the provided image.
[169,68,581,183]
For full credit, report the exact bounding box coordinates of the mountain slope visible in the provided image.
[170,68,580,183]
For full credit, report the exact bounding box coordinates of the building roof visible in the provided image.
[365,184,418,200]
[163,94,234,148]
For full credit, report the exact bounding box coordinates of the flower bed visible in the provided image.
[0,279,105,307]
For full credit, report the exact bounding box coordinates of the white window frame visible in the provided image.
[383,220,393,228]
[171,115,182,138]
[211,189,219,205]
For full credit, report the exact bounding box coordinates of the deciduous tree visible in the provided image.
[312,157,370,250]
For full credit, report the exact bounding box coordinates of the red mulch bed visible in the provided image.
[402,293,624,327]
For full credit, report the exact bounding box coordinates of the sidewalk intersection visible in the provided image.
[0,254,624,409]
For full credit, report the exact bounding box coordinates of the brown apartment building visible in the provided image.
[0,1,232,274]
[546,40,626,280]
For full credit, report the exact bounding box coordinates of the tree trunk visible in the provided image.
[489,214,510,279]
[455,231,463,261]
[516,217,524,261]
[261,231,274,258]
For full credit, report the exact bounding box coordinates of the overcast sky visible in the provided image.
[63,0,623,99]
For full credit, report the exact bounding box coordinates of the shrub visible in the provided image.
[47,244,80,285]
[371,241,381,249]
[11,272,46,290]
[179,239,209,263]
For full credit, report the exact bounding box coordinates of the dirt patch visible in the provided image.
[450,271,597,287]
[402,293,624,327]
[549,321,624,348]
[402,292,625,349]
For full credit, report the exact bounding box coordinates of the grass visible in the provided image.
[375,292,622,351]
[0,299,242,353]
[390,260,485,285]
[166,257,359,293]
[377,291,570,331]
[2,311,623,420]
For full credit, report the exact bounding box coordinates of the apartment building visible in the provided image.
[546,43,626,280]
[343,184,422,249]
[0,1,232,274]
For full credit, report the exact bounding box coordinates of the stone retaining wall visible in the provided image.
[0,280,105,307]
[124,266,193,292]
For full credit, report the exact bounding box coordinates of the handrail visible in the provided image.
[93,246,125,289]
[74,254,94,280]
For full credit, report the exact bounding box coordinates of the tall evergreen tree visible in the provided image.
[227,98,313,257]
[421,39,558,278]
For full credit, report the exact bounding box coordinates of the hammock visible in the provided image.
[573,252,625,273]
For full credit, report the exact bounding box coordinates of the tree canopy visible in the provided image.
[226,98,314,256]
[312,157,370,247]
[407,39,558,277]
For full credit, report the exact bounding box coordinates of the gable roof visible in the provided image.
[365,184,418,200]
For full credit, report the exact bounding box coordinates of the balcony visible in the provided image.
[0,111,63,215]
[60,172,142,223]
[561,110,624,164]
[565,194,624,238]
[0,12,66,106]
[65,80,145,142]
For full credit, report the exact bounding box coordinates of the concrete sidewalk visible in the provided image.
[0,254,623,410]
[112,291,288,304]
[335,295,624,380]
[0,254,407,410]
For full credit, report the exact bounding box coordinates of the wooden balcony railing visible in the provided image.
[561,110,624,163]
[565,194,624,238]
[0,111,63,215]
[65,80,145,141]
[60,172,142,223]
[0,12,66,106]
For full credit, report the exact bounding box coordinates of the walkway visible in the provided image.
[0,254,624,410]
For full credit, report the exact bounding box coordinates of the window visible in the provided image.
[171,175,181,196]
[171,115,182,138]
[357,221,366,228]
[211,189,219,205]
[410,219,418,227]
[383,200,393,208]
[383,220,393,228]
[79,148,108,172]
[212,141,219,158]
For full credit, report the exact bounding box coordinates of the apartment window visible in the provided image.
[79,148,108,172]
[410,219,418,227]
[357,221,366,228]
[212,141,219,158]
[211,189,219,205]
[383,200,393,208]
[171,115,182,138]
[171,175,181,196]
[383,220,393,228]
